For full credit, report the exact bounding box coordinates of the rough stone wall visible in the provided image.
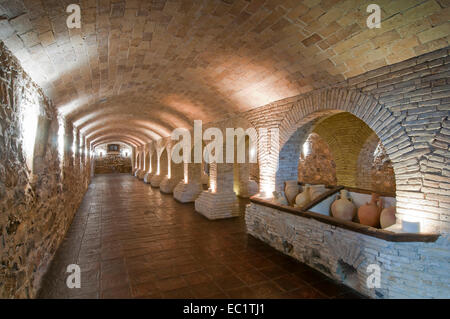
[94,155,132,174]
[246,203,450,299]
[357,133,396,194]
[298,133,337,186]
[0,43,90,298]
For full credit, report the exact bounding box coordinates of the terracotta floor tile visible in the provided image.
[37,174,360,299]
[155,276,188,292]
[190,282,224,298]
[214,275,246,291]
[236,270,269,285]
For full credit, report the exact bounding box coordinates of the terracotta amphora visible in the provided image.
[284,180,300,205]
[309,184,327,201]
[358,193,383,227]
[380,206,396,229]
[272,191,288,206]
[331,189,356,221]
[295,185,311,208]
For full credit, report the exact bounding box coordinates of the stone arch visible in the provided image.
[271,88,422,228]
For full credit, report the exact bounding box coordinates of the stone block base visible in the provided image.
[137,170,146,180]
[150,174,164,187]
[160,176,182,194]
[143,173,154,184]
[134,169,141,177]
[195,191,239,220]
[173,181,202,203]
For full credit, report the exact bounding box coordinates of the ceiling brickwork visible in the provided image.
[1,0,449,146]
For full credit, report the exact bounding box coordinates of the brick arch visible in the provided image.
[277,88,414,177]
[270,87,427,228]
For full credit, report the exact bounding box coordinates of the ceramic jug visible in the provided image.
[284,180,300,205]
[309,184,327,201]
[331,189,356,221]
[295,185,311,208]
[380,206,396,229]
[358,193,383,227]
[272,191,288,206]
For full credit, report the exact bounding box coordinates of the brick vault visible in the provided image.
[0,0,449,299]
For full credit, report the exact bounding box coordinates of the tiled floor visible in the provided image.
[38,174,361,299]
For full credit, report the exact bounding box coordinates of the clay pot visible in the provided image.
[331,189,356,221]
[358,193,383,228]
[295,185,311,208]
[272,191,288,206]
[284,180,299,205]
[309,184,327,201]
[380,206,396,229]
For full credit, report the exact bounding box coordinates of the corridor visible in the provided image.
[37,174,360,299]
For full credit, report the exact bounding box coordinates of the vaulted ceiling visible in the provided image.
[1,0,449,148]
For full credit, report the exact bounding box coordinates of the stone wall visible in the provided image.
[94,155,132,174]
[357,133,396,194]
[246,203,450,299]
[0,43,90,298]
[298,133,337,186]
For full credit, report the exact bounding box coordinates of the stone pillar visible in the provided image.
[143,150,157,183]
[160,147,184,194]
[137,149,146,180]
[195,162,239,219]
[151,149,168,187]
[173,161,202,203]
[131,148,136,175]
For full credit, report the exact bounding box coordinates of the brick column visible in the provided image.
[137,149,146,180]
[150,149,168,187]
[160,147,184,194]
[173,161,202,203]
[195,161,239,219]
[143,148,157,183]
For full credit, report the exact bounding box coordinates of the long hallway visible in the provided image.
[37,174,359,299]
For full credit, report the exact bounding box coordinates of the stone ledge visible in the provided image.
[250,194,440,243]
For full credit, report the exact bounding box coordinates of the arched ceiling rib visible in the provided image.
[90,136,141,149]
[92,140,135,149]
[88,128,152,146]
[91,135,141,147]
[84,122,163,141]
[1,0,448,145]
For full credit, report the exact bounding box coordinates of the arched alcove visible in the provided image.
[277,112,395,195]
[298,132,337,186]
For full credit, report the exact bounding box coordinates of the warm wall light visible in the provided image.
[210,180,216,193]
[22,97,40,170]
[249,147,256,162]
[302,142,310,157]
[58,118,65,162]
